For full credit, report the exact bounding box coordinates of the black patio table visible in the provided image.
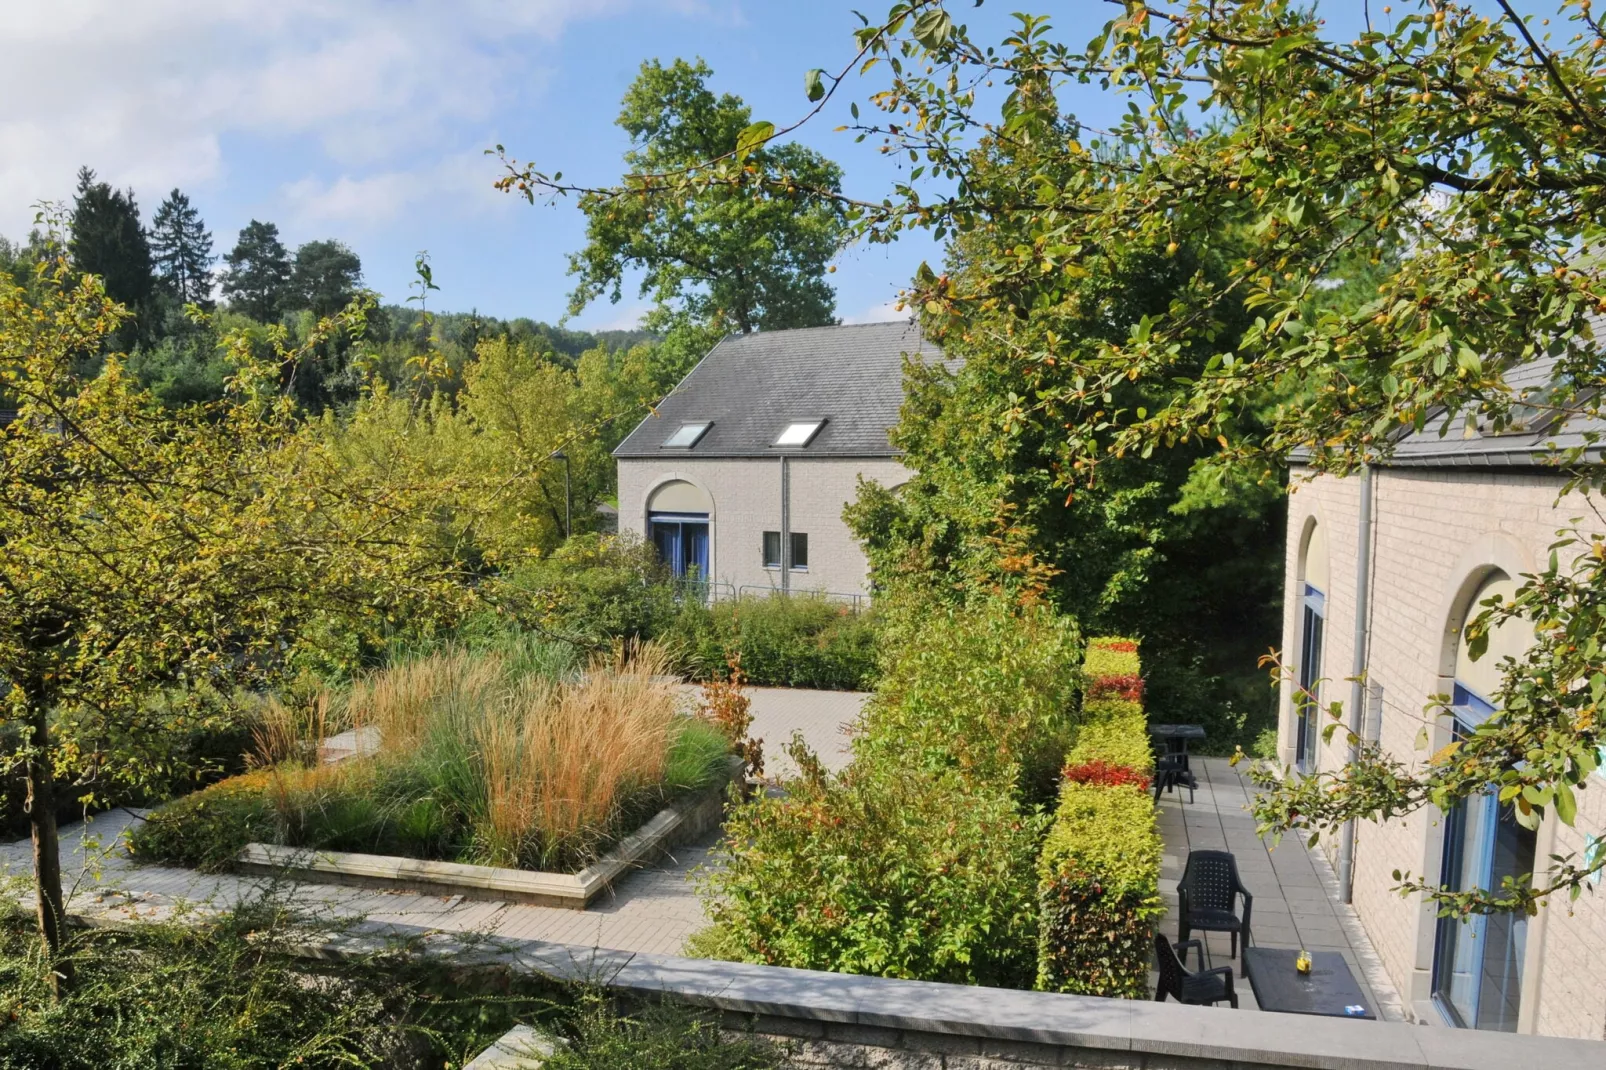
[1148,723,1207,757]
[1243,948,1376,1019]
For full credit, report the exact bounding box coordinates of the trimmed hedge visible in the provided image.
[128,771,275,872]
[1036,635,1163,997]
[1035,782,1163,997]
[669,595,879,691]
[1066,698,1152,774]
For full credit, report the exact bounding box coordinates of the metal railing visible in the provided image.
[735,585,866,612]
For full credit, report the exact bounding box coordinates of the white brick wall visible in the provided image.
[1282,466,1606,1040]
[616,456,909,598]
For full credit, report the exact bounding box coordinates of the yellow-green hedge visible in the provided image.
[1036,636,1162,997]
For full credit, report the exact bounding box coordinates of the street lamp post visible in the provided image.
[550,449,571,539]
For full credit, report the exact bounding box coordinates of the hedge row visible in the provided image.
[670,595,879,691]
[1035,637,1163,998]
[704,595,1082,988]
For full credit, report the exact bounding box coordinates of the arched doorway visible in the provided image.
[1430,570,1535,1031]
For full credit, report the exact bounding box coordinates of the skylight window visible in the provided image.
[773,420,825,448]
[662,421,712,449]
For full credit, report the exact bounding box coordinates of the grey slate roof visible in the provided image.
[1380,352,1606,469]
[613,321,942,459]
[1291,338,1606,471]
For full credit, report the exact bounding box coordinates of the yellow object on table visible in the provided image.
[1295,950,1313,974]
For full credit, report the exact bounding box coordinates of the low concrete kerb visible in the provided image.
[464,1025,554,1068]
[236,756,741,909]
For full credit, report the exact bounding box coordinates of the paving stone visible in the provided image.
[1156,758,1408,1023]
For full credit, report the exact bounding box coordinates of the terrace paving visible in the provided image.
[2,687,866,958]
[1156,756,1407,1021]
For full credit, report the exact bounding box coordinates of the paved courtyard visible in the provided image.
[1156,756,1406,1020]
[2,686,867,958]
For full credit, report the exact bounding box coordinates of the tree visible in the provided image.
[0,246,485,988]
[846,220,1284,745]
[834,0,1606,912]
[221,220,291,322]
[289,239,363,317]
[545,58,849,335]
[68,167,155,348]
[502,0,1606,912]
[149,188,214,308]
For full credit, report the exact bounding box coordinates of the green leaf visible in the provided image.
[735,121,775,162]
[913,10,954,50]
[804,69,826,103]
[1555,782,1577,826]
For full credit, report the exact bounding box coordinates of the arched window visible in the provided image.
[1295,521,1329,772]
[647,480,711,580]
[1432,571,1534,1032]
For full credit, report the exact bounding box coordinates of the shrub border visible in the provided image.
[1036,636,1162,998]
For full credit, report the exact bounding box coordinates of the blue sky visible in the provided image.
[0,1,1545,329]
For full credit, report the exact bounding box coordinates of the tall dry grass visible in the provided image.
[478,642,682,866]
[246,638,708,870]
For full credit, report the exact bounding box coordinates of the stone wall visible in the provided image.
[1281,465,1606,1039]
[616,455,909,598]
[305,927,1606,1070]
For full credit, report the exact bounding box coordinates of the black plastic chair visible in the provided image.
[1178,849,1254,975]
[1154,933,1237,1007]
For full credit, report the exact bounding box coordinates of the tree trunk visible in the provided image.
[24,701,72,995]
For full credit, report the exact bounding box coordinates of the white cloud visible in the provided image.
[0,0,663,235]
[842,298,910,325]
[281,151,511,231]
[576,300,653,332]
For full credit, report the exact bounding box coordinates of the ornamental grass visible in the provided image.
[133,638,732,873]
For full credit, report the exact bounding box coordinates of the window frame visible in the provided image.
[772,420,825,448]
[761,530,782,570]
[789,532,809,572]
[661,421,712,449]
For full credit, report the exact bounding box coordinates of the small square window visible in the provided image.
[790,532,809,571]
[762,531,781,569]
[662,421,711,449]
[773,420,824,447]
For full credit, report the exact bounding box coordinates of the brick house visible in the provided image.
[1279,360,1606,1039]
[614,322,940,600]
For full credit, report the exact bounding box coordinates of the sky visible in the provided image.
[0,1,1544,331]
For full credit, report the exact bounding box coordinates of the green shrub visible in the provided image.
[1253,724,1280,760]
[1035,782,1164,997]
[544,993,781,1070]
[3,683,260,840]
[705,759,1048,989]
[0,904,545,1067]
[1066,719,1153,774]
[500,532,679,645]
[128,771,277,871]
[1081,639,1140,681]
[1036,635,1162,998]
[854,597,1081,800]
[665,594,879,691]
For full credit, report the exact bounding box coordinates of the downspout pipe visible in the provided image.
[779,456,791,594]
[1337,463,1374,904]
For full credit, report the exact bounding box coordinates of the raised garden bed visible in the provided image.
[235,756,740,908]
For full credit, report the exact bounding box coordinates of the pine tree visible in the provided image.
[69,167,156,347]
[149,189,214,307]
[221,220,291,322]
